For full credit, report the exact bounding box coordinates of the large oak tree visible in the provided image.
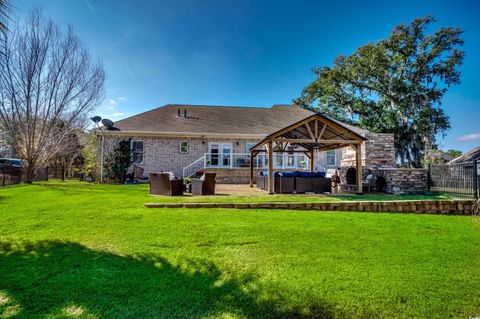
[294,16,464,167]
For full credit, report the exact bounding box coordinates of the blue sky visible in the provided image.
[13,0,480,153]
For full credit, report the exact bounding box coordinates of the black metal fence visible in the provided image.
[429,160,479,199]
[0,167,22,186]
[0,166,77,186]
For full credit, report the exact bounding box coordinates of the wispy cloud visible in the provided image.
[458,133,480,141]
[94,97,129,122]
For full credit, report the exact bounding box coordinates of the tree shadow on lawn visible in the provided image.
[0,240,336,318]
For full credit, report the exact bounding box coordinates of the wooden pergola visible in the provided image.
[249,113,367,194]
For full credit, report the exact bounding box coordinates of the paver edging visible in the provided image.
[144,199,475,215]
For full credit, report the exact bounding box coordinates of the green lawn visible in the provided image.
[0,181,479,318]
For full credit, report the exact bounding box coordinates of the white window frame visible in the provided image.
[326,150,336,166]
[130,140,144,164]
[179,141,189,154]
[208,142,232,168]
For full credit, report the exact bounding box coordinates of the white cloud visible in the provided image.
[93,97,129,122]
[458,133,480,141]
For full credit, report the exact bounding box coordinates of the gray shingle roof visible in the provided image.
[109,104,368,137]
[449,146,480,164]
[111,104,315,135]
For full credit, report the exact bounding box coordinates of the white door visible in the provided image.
[208,143,232,167]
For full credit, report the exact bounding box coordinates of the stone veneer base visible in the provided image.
[145,199,475,215]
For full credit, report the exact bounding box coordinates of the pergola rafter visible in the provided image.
[249,113,367,194]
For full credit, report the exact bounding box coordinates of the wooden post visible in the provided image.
[355,144,363,194]
[309,149,314,172]
[474,159,478,200]
[268,141,273,194]
[249,151,254,187]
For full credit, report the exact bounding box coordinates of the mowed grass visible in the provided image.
[0,181,479,318]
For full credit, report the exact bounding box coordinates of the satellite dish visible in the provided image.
[101,118,115,129]
[90,116,102,123]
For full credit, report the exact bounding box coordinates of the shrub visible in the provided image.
[104,139,131,183]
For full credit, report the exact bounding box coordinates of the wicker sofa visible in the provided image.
[255,174,294,194]
[149,173,183,196]
[256,171,331,194]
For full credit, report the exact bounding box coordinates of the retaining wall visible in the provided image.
[145,199,475,215]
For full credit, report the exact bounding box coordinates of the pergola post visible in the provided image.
[309,149,314,172]
[355,144,363,194]
[249,151,254,187]
[267,141,274,194]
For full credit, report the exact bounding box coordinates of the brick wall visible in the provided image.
[338,166,428,195]
[103,136,260,178]
[341,133,396,169]
[206,168,261,184]
[379,168,428,195]
[337,132,428,195]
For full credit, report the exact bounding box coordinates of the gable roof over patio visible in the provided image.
[250,113,366,152]
[249,113,367,194]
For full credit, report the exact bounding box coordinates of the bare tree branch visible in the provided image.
[0,9,105,182]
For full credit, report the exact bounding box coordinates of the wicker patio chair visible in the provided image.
[191,173,216,195]
[149,173,183,196]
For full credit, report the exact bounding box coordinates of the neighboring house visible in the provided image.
[424,149,455,165]
[449,146,480,164]
[99,104,388,183]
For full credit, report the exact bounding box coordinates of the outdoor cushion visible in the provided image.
[294,171,314,177]
[293,171,326,178]
[280,171,294,177]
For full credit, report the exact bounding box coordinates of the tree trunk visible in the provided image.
[24,162,36,183]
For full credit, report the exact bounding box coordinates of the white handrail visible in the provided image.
[182,155,206,178]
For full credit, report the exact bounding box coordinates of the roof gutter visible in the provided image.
[94,129,267,139]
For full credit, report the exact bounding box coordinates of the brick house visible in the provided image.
[99,104,402,184]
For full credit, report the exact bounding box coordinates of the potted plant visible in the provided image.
[183,177,192,193]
